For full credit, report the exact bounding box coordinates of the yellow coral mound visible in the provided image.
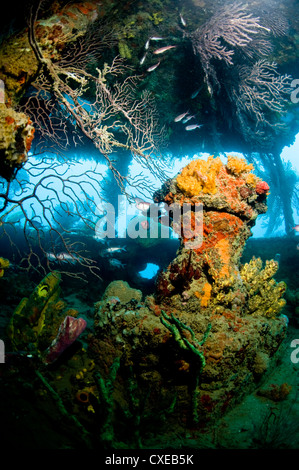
[240,257,286,318]
[245,173,259,188]
[226,155,254,175]
[176,155,223,196]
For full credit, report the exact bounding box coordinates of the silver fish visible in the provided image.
[191,87,202,99]
[182,115,195,124]
[46,252,82,264]
[145,39,150,50]
[150,36,165,41]
[104,246,127,254]
[185,124,203,131]
[146,61,160,72]
[180,13,186,27]
[174,111,189,122]
[109,259,126,269]
[153,45,176,54]
[140,53,147,65]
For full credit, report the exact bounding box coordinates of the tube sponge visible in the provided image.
[0,257,9,277]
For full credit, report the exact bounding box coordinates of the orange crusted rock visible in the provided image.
[155,154,270,305]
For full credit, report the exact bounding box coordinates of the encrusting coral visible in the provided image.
[176,155,223,195]
[154,155,284,318]
[0,2,99,179]
[240,257,287,317]
[0,105,35,180]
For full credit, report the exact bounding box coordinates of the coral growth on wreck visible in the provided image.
[4,156,289,447]
[89,155,288,432]
[154,155,282,314]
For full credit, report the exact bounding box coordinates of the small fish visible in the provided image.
[46,252,82,264]
[135,197,152,212]
[150,36,164,41]
[57,253,80,263]
[46,252,57,261]
[92,234,106,243]
[174,111,189,122]
[147,61,160,72]
[153,45,176,55]
[180,13,186,27]
[182,115,195,124]
[145,39,150,50]
[140,53,147,65]
[104,246,127,254]
[191,87,202,99]
[293,225,299,232]
[109,259,126,269]
[207,83,213,96]
[185,124,203,131]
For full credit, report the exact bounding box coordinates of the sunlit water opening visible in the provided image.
[138,263,160,279]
